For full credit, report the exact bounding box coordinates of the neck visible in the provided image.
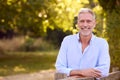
[79,34,92,44]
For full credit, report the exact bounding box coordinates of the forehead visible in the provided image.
[78,12,94,20]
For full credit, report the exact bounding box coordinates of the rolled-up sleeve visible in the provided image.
[95,40,110,77]
[55,37,72,76]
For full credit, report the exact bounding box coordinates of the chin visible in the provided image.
[80,32,92,37]
[83,34,90,37]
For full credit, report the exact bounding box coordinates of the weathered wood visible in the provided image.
[59,77,95,80]
[100,71,120,80]
[55,71,120,80]
[54,72,67,80]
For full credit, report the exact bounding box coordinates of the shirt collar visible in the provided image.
[76,32,95,43]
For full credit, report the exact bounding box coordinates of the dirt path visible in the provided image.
[0,69,55,80]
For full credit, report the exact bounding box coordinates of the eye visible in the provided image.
[79,20,84,23]
[86,20,92,23]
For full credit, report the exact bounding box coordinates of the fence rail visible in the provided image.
[55,71,120,80]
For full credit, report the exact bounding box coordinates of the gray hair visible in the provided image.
[78,8,96,19]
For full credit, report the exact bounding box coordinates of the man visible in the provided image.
[55,8,110,78]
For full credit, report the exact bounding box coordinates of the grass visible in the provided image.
[0,50,58,76]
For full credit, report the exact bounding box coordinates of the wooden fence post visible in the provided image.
[54,71,120,80]
[100,71,120,80]
[54,72,67,80]
[59,77,95,80]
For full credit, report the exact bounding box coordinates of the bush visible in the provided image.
[0,36,55,52]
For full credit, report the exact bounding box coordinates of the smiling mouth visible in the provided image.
[81,27,91,30]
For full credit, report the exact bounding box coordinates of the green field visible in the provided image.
[0,50,58,76]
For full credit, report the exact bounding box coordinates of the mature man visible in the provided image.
[55,8,110,78]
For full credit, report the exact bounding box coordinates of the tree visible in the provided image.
[0,0,94,37]
[0,0,57,37]
[0,0,104,45]
[98,0,120,69]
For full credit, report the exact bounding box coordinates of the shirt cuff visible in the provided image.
[66,68,72,76]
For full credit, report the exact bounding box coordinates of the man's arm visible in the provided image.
[55,37,72,76]
[70,68,102,78]
[94,40,110,77]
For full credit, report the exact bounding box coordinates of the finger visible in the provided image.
[93,72,102,78]
[90,72,100,78]
[94,73,101,78]
[93,69,101,73]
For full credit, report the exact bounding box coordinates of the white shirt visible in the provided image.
[55,33,110,77]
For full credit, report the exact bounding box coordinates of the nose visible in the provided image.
[83,21,88,27]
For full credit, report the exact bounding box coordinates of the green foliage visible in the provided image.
[106,11,120,69]
[0,0,94,37]
[92,5,105,37]
[98,0,120,12]
[110,50,120,68]
[0,0,55,37]
[106,10,120,50]
[1,0,100,47]
[98,0,120,69]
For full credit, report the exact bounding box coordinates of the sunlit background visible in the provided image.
[0,0,120,79]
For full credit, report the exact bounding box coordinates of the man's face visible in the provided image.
[77,12,96,36]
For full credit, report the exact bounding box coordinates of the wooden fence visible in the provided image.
[54,71,120,80]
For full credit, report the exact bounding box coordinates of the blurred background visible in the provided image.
[0,0,120,79]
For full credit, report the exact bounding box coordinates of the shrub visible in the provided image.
[0,36,55,52]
